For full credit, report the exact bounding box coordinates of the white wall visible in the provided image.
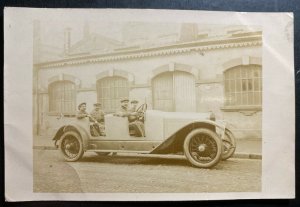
[36,45,262,138]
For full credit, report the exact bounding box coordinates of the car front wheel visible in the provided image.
[184,128,222,168]
[59,131,84,162]
[221,129,236,160]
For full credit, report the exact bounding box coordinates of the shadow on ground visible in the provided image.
[79,153,234,170]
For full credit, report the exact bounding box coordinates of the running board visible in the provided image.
[87,140,161,152]
[86,149,150,154]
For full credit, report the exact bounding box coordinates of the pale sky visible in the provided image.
[38,19,260,50]
[39,20,180,49]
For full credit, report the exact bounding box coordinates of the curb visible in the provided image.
[232,153,262,160]
[33,146,262,160]
[33,146,57,150]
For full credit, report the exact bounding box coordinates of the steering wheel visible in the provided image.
[136,103,147,121]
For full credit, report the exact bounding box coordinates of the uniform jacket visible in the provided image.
[90,109,105,123]
[76,110,88,119]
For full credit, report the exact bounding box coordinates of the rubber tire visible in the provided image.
[59,131,84,162]
[221,129,236,160]
[95,152,110,156]
[184,128,222,168]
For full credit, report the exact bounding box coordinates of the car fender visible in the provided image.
[52,123,90,151]
[150,120,228,154]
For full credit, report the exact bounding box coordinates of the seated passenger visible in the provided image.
[90,102,105,136]
[115,97,145,137]
[76,102,103,137]
[76,102,89,119]
[114,97,131,117]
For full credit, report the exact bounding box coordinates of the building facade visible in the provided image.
[33,23,262,139]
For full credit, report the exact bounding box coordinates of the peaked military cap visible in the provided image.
[131,100,139,104]
[120,97,129,103]
[78,102,86,110]
[94,102,102,107]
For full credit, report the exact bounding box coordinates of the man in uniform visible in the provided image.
[115,98,145,137]
[129,99,139,112]
[90,102,105,123]
[129,100,139,112]
[76,102,104,136]
[76,102,89,119]
[114,97,131,117]
[90,102,105,136]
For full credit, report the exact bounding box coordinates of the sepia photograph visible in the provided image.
[4,8,294,201]
[32,20,262,193]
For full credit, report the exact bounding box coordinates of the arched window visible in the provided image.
[48,80,76,114]
[224,65,262,107]
[152,71,196,112]
[97,76,129,112]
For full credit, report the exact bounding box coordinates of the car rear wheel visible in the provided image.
[221,129,236,160]
[184,128,222,168]
[59,131,84,162]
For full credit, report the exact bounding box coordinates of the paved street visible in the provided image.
[33,149,261,193]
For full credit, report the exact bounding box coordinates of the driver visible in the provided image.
[128,99,139,123]
[115,97,145,137]
[129,100,139,112]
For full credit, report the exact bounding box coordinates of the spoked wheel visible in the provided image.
[221,129,236,160]
[184,128,222,168]
[59,131,84,162]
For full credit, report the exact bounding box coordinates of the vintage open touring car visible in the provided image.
[53,104,236,168]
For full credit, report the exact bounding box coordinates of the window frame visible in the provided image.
[96,76,129,113]
[222,64,262,111]
[48,80,77,116]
